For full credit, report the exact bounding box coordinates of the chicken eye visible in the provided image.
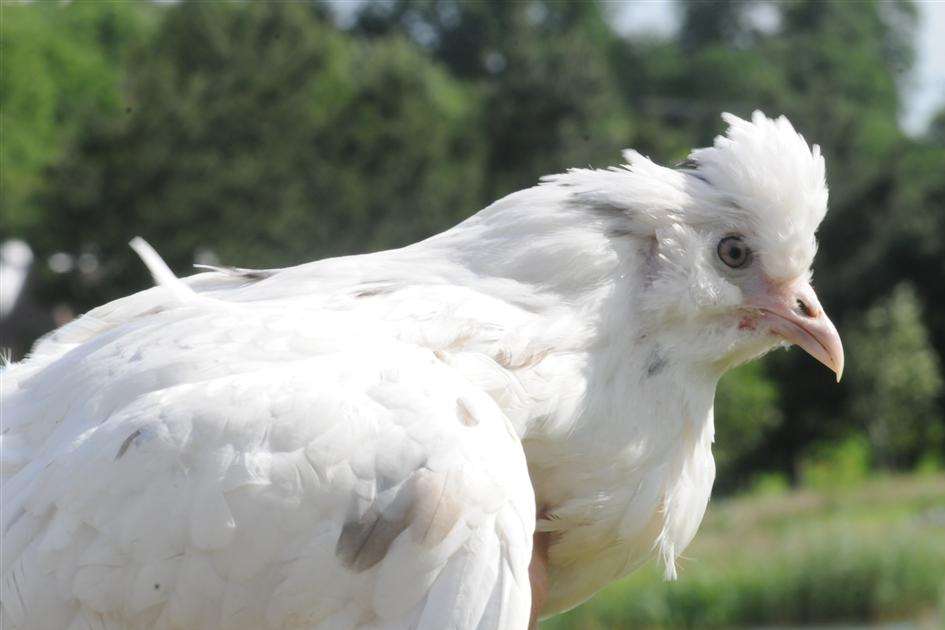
[717,236,750,268]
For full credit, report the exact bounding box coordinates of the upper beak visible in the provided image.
[748,278,844,381]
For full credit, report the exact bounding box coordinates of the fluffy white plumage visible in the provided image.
[1,111,841,629]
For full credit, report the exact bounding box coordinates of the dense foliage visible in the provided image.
[2,0,943,490]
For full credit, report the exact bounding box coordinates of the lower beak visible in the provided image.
[750,279,844,381]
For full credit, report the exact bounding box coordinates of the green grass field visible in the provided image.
[543,474,945,629]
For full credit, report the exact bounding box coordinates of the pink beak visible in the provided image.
[749,278,845,381]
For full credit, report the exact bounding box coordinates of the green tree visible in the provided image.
[35,1,485,311]
[680,0,752,53]
[884,121,945,361]
[928,107,945,145]
[354,0,632,197]
[714,359,784,491]
[0,0,154,234]
[845,284,943,467]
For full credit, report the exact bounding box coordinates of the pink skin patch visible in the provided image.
[738,315,758,331]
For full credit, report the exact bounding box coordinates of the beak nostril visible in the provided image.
[796,298,814,318]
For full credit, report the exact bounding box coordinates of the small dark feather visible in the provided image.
[193,264,276,281]
[354,286,393,299]
[235,269,276,280]
[336,509,410,572]
[675,158,709,184]
[645,347,668,378]
[607,227,634,238]
[115,429,142,460]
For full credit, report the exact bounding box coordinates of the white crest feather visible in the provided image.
[689,111,829,279]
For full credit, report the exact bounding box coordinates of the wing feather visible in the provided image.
[2,296,534,629]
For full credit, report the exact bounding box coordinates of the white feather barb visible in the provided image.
[129,237,200,304]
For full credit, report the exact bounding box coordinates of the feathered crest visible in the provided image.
[542,111,829,281]
[686,111,829,279]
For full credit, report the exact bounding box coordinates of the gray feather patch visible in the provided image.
[336,509,410,573]
[645,346,668,377]
[335,469,464,572]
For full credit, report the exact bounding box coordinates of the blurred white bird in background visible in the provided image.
[1,111,842,630]
[0,240,34,320]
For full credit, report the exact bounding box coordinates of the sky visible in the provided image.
[907,0,945,133]
[611,0,945,136]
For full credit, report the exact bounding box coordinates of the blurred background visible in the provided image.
[1,0,943,627]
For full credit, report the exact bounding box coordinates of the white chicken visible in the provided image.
[1,111,842,629]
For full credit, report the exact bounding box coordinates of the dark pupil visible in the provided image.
[727,244,743,261]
